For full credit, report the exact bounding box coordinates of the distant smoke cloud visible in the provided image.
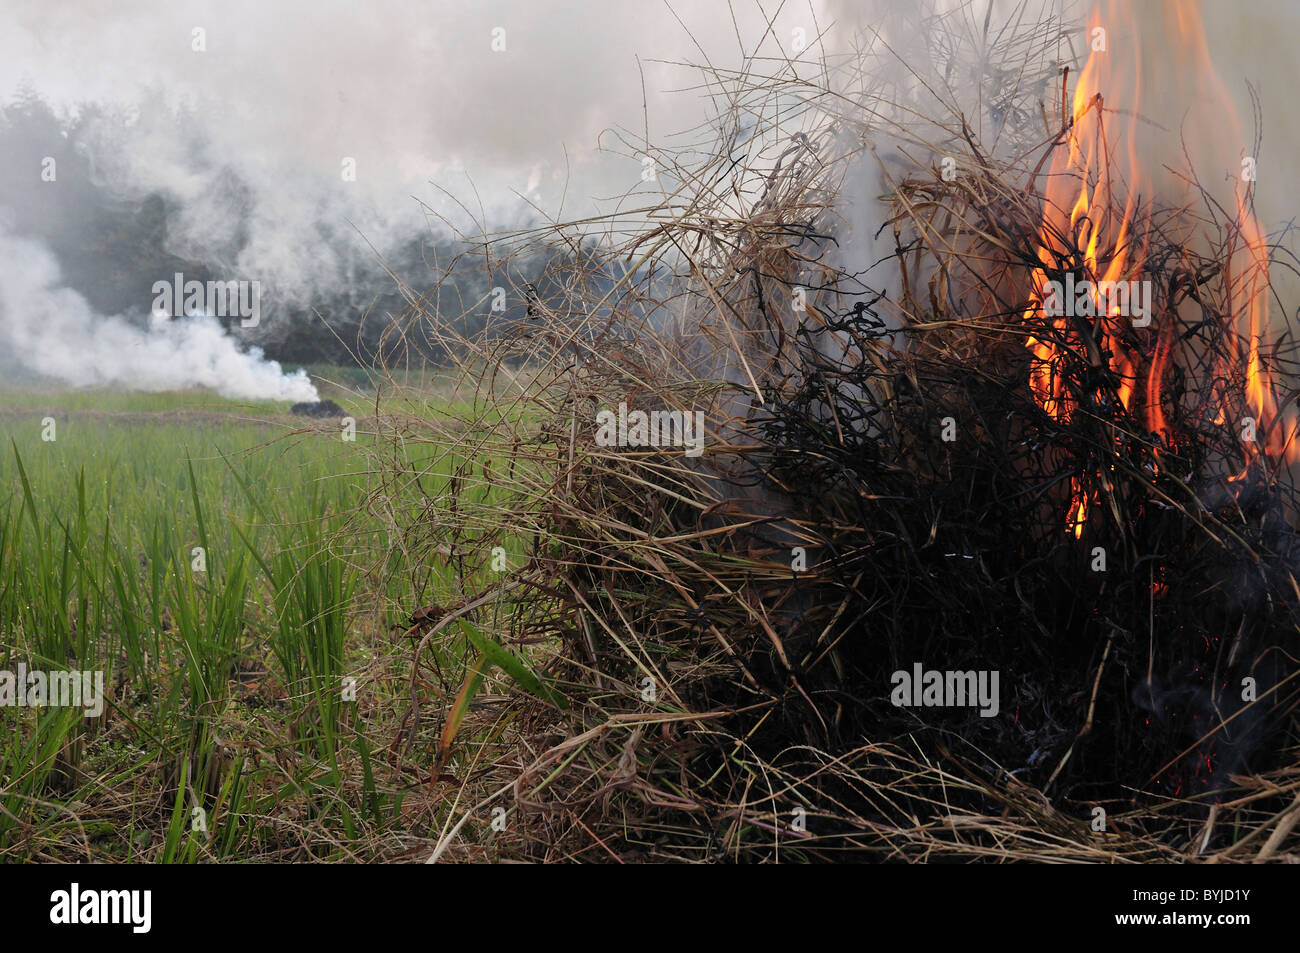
[0,0,825,395]
[0,224,317,401]
[0,0,817,223]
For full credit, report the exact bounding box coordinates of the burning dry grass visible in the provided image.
[382,3,1300,862]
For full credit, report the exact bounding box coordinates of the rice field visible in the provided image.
[0,380,517,861]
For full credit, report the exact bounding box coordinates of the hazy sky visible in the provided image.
[0,0,834,223]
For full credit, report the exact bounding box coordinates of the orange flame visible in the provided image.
[1167,2,1298,474]
[1024,0,1297,536]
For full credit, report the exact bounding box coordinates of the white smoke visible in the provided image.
[0,0,825,396]
[0,224,318,401]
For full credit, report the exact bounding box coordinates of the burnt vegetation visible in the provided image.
[375,7,1300,862]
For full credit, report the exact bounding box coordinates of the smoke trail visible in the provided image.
[0,224,318,401]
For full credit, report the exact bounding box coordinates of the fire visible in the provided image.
[1023,0,1298,537]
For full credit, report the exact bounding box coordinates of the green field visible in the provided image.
[0,381,514,861]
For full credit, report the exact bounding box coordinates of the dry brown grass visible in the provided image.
[376,2,1300,863]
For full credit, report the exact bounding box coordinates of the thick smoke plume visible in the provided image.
[0,224,317,401]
